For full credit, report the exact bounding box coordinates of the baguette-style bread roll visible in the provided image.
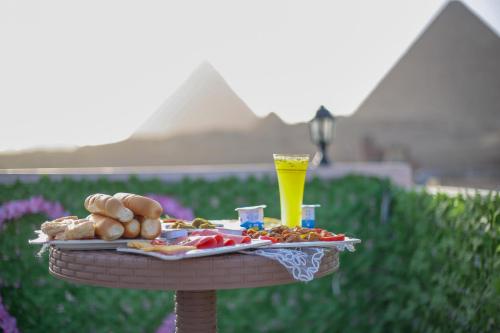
[41,216,79,236]
[53,216,79,223]
[122,218,140,238]
[88,213,124,241]
[56,219,95,240]
[138,216,161,239]
[84,194,133,222]
[42,220,73,236]
[113,193,163,219]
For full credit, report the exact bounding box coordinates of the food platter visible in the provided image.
[117,239,271,260]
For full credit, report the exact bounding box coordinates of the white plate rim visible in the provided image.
[117,239,271,260]
[260,237,361,249]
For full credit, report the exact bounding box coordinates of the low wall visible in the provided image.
[0,162,413,188]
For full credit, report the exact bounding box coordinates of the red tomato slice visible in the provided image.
[151,239,166,245]
[320,234,345,241]
[320,230,334,237]
[259,235,278,243]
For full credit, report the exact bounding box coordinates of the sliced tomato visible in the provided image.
[151,239,166,245]
[259,235,278,243]
[319,230,334,237]
[319,234,345,241]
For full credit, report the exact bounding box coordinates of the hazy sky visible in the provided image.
[1,0,499,152]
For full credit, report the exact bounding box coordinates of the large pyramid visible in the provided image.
[333,1,500,177]
[133,62,258,138]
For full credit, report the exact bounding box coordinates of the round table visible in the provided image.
[48,247,339,332]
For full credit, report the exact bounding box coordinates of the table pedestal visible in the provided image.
[175,290,217,333]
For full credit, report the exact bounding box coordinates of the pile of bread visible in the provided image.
[40,193,162,241]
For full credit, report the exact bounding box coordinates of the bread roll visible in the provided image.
[53,216,78,222]
[41,216,78,236]
[113,193,163,219]
[84,194,133,222]
[122,218,140,238]
[138,216,161,239]
[88,213,124,241]
[56,219,95,240]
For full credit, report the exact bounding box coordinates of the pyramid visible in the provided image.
[133,62,259,139]
[333,1,500,175]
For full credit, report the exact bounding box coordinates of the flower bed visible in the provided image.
[0,176,498,332]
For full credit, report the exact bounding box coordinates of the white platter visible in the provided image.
[261,237,361,249]
[29,232,150,250]
[117,239,271,260]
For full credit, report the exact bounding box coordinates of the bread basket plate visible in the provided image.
[117,239,271,260]
[261,237,361,249]
[29,231,148,250]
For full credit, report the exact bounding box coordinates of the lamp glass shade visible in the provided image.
[309,116,334,144]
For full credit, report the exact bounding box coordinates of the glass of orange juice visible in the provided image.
[273,154,309,227]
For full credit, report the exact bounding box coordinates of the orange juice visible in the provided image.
[273,154,309,227]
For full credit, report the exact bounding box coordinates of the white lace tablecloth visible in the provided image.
[242,243,355,282]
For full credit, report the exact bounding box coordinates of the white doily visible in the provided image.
[333,243,356,252]
[249,248,326,282]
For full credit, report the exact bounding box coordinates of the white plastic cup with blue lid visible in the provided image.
[301,204,320,228]
[235,205,266,230]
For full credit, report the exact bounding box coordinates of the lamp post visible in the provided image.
[309,105,335,166]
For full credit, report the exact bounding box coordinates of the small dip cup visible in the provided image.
[235,205,266,230]
[301,204,321,228]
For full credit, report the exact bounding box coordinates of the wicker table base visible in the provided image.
[48,247,339,332]
[175,290,217,332]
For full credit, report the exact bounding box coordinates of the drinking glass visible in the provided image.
[273,154,309,227]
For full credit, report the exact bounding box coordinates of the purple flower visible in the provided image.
[156,312,175,333]
[0,197,69,230]
[146,194,195,220]
[0,296,20,333]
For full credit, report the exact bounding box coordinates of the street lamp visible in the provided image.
[309,105,335,166]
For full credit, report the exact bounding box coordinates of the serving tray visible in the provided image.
[117,239,271,260]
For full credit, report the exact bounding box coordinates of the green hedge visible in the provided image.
[0,176,498,332]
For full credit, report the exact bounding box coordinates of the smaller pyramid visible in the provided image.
[133,62,259,139]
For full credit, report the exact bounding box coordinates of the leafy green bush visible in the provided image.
[0,176,498,332]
